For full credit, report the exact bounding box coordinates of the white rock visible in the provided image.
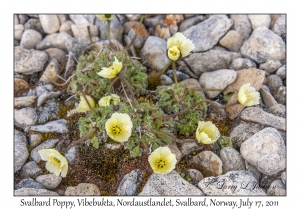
[39,15,60,34]
[248,15,271,30]
[20,29,42,49]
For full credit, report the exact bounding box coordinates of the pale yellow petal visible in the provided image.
[97,67,116,79]
[61,164,68,177]
[99,96,112,107]
[38,149,53,161]
[46,161,61,177]
[180,39,195,57]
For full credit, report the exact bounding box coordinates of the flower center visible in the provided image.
[112,125,122,135]
[105,14,112,19]
[156,159,166,168]
[48,156,61,168]
[168,46,180,61]
[246,92,252,101]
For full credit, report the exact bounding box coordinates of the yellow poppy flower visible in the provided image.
[105,113,133,142]
[99,94,120,107]
[97,57,123,79]
[148,147,177,174]
[110,94,121,106]
[95,14,115,21]
[196,121,220,144]
[238,83,260,106]
[167,32,195,61]
[75,95,96,113]
[38,149,68,177]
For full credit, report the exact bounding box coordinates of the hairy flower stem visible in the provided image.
[124,15,145,51]
[154,131,195,144]
[87,25,93,45]
[160,60,172,76]
[107,20,111,45]
[172,61,178,88]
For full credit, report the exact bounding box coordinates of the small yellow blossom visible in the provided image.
[99,94,120,107]
[105,113,133,142]
[238,83,260,106]
[148,147,177,174]
[96,14,115,21]
[196,121,220,144]
[38,149,68,177]
[167,32,195,61]
[75,95,96,113]
[110,94,121,106]
[97,57,123,79]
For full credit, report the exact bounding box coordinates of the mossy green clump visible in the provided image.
[217,136,233,148]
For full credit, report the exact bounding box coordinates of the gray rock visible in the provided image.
[15,178,46,190]
[276,65,286,79]
[15,47,48,75]
[15,24,24,40]
[245,161,262,182]
[185,169,203,185]
[82,15,95,24]
[24,18,45,35]
[28,133,42,147]
[20,29,42,49]
[140,36,169,71]
[57,14,69,23]
[180,142,203,156]
[65,37,100,58]
[15,188,59,196]
[35,84,55,97]
[274,86,286,105]
[229,58,257,70]
[69,15,90,25]
[230,15,252,41]
[104,143,122,150]
[37,91,61,107]
[14,14,19,25]
[36,32,72,52]
[260,169,285,190]
[94,39,123,51]
[267,74,283,95]
[95,16,124,43]
[189,151,222,177]
[240,107,286,132]
[14,39,20,46]
[39,15,60,34]
[139,170,204,195]
[59,20,74,36]
[20,161,43,179]
[272,15,286,38]
[14,130,29,172]
[185,49,241,75]
[123,21,147,34]
[39,59,62,84]
[14,96,36,108]
[45,48,67,63]
[14,107,37,128]
[65,183,101,196]
[248,15,271,30]
[65,146,78,164]
[207,102,227,122]
[160,75,173,86]
[199,69,237,98]
[220,147,245,174]
[117,169,143,196]
[267,180,286,196]
[281,172,286,185]
[268,104,286,118]
[26,119,67,134]
[71,24,98,38]
[125,14,142,21]
[240,127,286,175]
[144,15,165,28]
[176,60,198,78]
[240,26,286,63]
[259,59,282,73]
[179,78,205,96]
[18,14,29,25]
[219,30,243,52]
[30,139,60,163]
[198,170,266,195]
[166,70,190,82]
[128,27,149,49]
[179,15,204,32]
[182,15,233,52]
[260,85,277,108]
[168,143,183,163]
[35,174,62,190]
[116,14,128,25]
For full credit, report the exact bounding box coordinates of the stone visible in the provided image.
[14,78,30,95]
[240,107,286,132]
[66,37,100,58]
[30,139,60,163]
[266,74,283,95]
[189,151,222,177]
[144,15,165,28]
[272,15,286,38]
[39,59,61,84]
[179,15,204,32]
[259,59,282,74]
[14,188,59,196]
[116,14,128,25]
[35,174,62,190]
[267,180,286,196]
[25,119,67,134]
[199,69,237,98]
[248,15,271,30]
[260,169,285,190]
[207,102,227,122]
[182,15,233,52]
[276,65,286,79]
[64,146,78,164]
[117,169,143,196]
[95,16,124,43]
[281,172,286,185]
[123,21,147,34]
[240,127,286,176]
[220,147,245,174]
[94,39,123,52]
[45,48,67,63]
[176,60,198,78]
[69,15,90,25]
[230,58,257,70]
[59,20,74,36]
[160,75,173,86]
[219,30,243,52]
[140,36,169,71]
[82,15,95,24]
[139,170,204,195]
[37,91,61,107]
[15,47,48,75]
[39,15,60,34]
[20,29,42,49]
[14,96,36,108]
[166,70,190,82]
[65,183,101,196]
[20,161,43,179]
[57,14,69,23]
[185,49,241,76]
[24,18,45,35]
[71,24,98,38]
[274,86,286,105]
[270,15,282,28]
[18,14,29,25]
[198,170,266,195]
[14,14,19,25]
[179,79,205,96]
[15,178,46,190]
[269,104,286,118]
[14,107,37,128]
[28,133,42,147]
[14,39,20,46]
[240,26,286,64]
[128,27,149,49]
[36,32,72,52]
[245,161,262,183]
[180,142,203,156]
[104,143,122,150]
[230,15,252,41]
[260,85,277,108]
[14,130,29,172]
[167,143,183,163]
[125,14,142,21]
[35,84,55,97]
[185,169,203,185]
[15,24,24,40]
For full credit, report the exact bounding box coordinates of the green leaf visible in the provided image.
[132,145,140,158]
[91,135,99,149]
